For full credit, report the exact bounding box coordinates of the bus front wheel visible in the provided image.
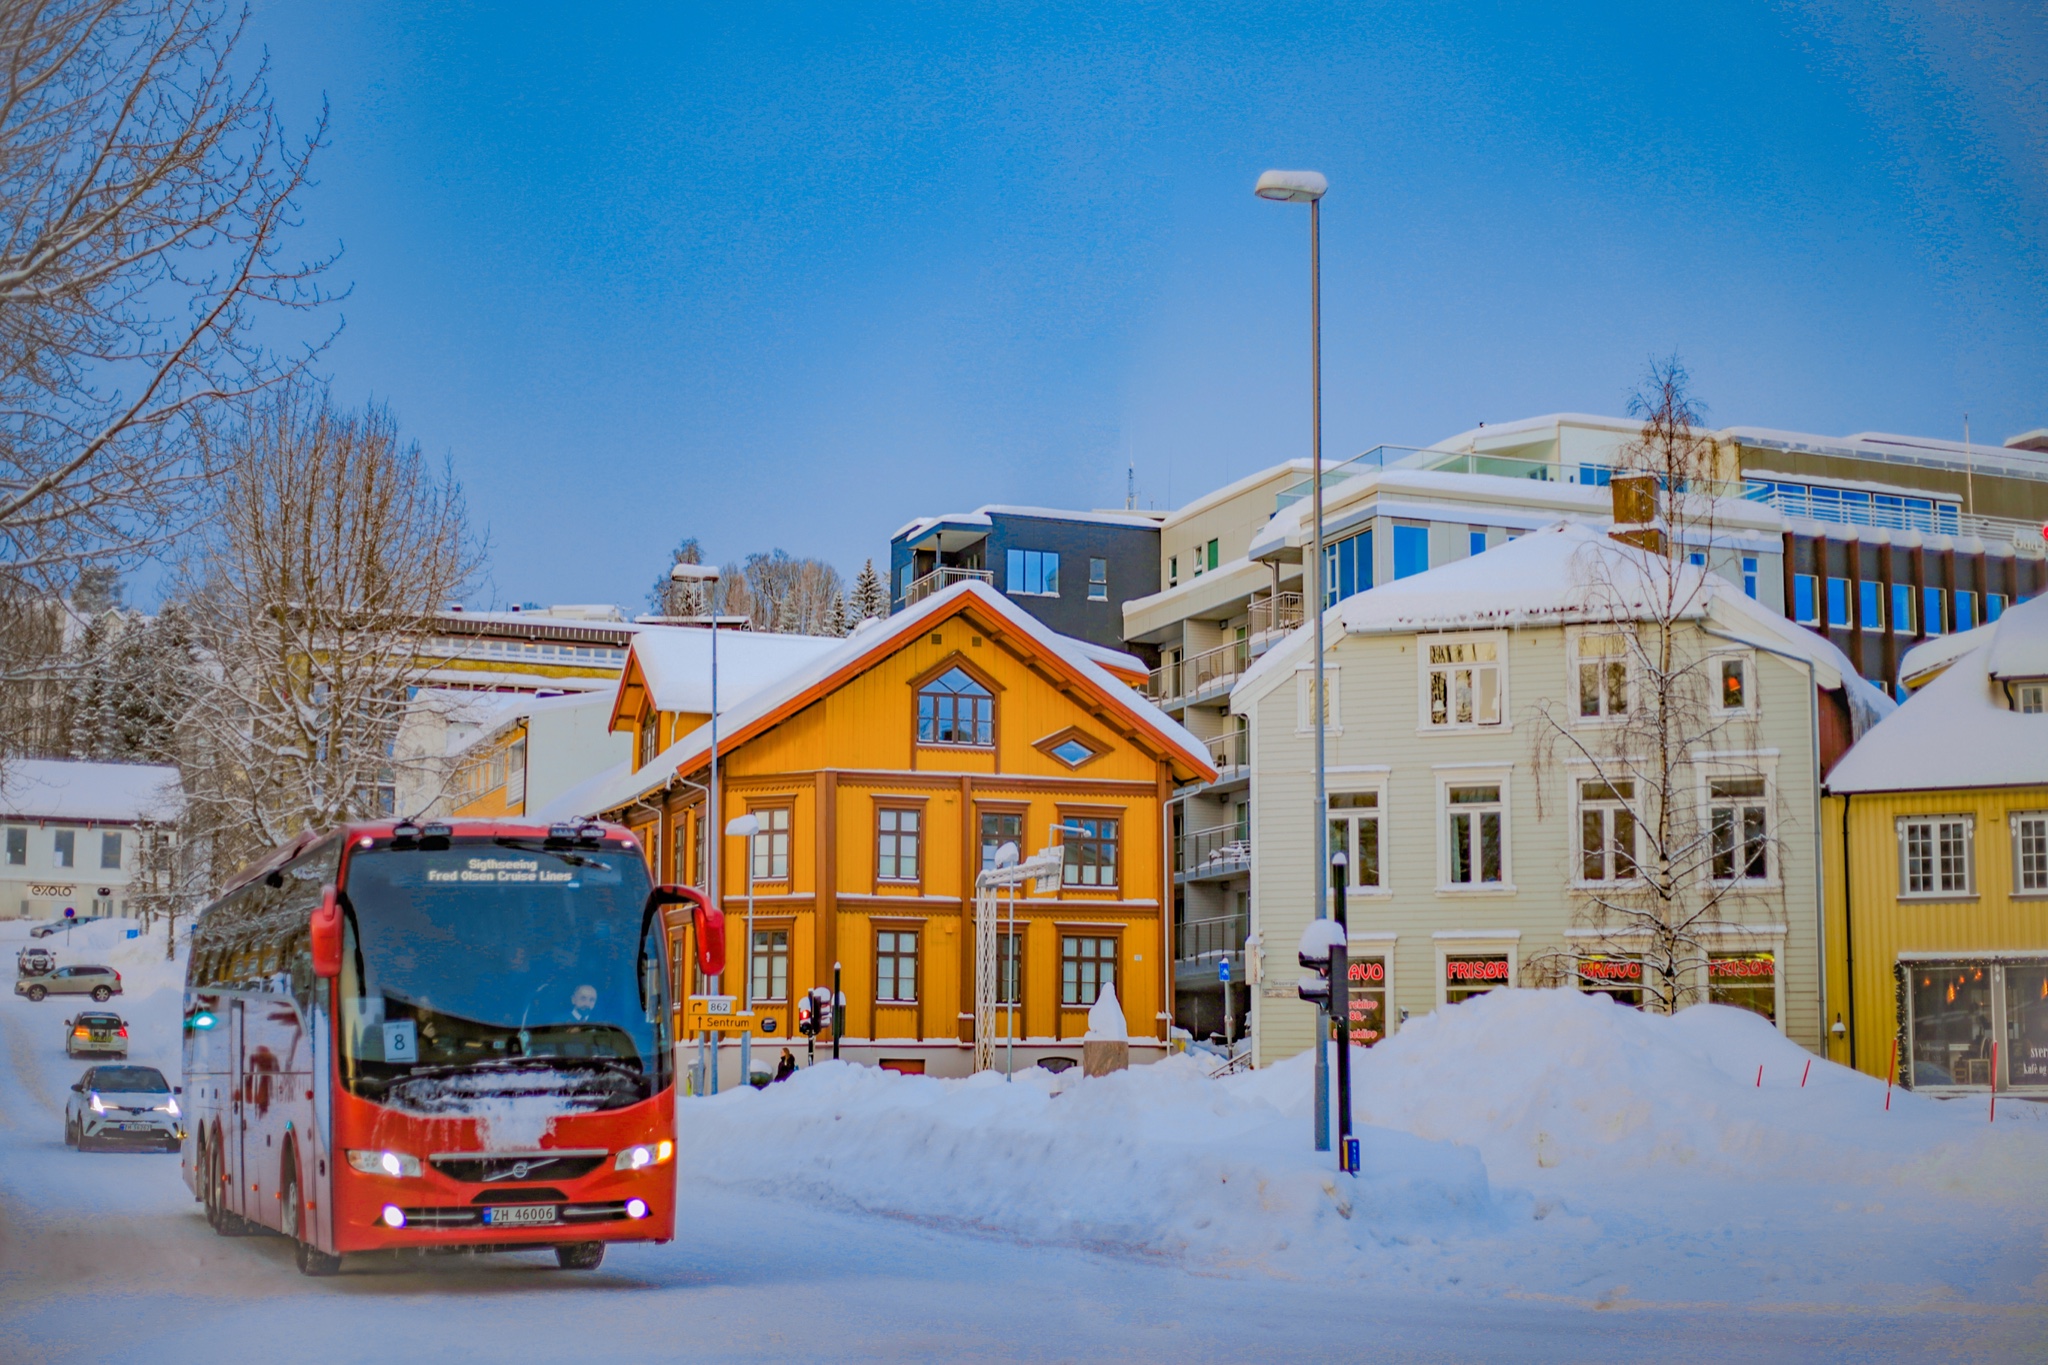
[555,1242,605,1270]
[283,1168,341,1276]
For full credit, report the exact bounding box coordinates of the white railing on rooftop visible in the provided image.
[903,566,994,605]
[1743,482,2041,547]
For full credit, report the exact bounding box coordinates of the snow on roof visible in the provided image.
[0,759,182,824]
[531,759,633,823]
[1828,625,2048,794]
[628,626,845,715]
[449,690,618,757]
[893,505,1165,544]
[565,582,1213,819]
[1897,625,1994,690]
[1983,593,2048,680]
[1234,522,1891,727]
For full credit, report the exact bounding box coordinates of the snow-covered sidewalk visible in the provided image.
[682,990,2047,1308]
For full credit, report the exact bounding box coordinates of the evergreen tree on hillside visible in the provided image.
[827,591,849,637]
[850,559,888,620]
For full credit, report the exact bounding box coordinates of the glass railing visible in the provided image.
[1175,914,1248,963]
[1146,638,1250,707]
[1176,823,1252,879]
[1247,591,1303,640]
[1205,730,1248,773]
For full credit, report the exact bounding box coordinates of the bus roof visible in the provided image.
[214,818,638,900]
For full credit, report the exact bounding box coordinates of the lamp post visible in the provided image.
[670,561,723,1092]
[1255,167,1330,1152]
[726,812,760,1088]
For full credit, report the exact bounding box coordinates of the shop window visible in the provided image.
[1577,954,1644,1008]
[1922,586,1947,635]
[876,930,919,1002]
[2010,964,2048,1087]
[2012,814,2048,892]
[1574,633,1630,719]
[1061,934,1116,1006]
[1909,964,1993,1088]
[1445,784,1505,886]
[1328,792,1382,890]
[876,807,921,882]
[750,806,791,881]
[750,929,789,1002]
[1577,780,1637,883]
[1708,777,1769,882]
[1061,817,1119,889]
[917,667,994,747]
[1444,954,1510,1004]
[1898,816,1972,897]
[1345,956,1388,1045]
[1426,639,1502,728]
[979,810,1024,871]
[1708,952,1776,1021]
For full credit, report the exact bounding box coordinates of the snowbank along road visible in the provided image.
[1,920,2043,1364]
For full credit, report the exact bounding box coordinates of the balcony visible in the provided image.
[903,566,994,606]
[1146,638,1250,709]
[1175,913,1247,966]
[1744,482,2042,547]
[1247,590,1303,644]
[1205,729,1247,777]
[1176,822,1250,882]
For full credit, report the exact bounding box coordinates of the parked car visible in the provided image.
[64,1011,127,1059]
[15,945,55,977]
[64,1064,182,1151]
[14,964,121,1002]
[30,915,107,938]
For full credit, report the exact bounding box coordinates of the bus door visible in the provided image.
[228,996,249,1222]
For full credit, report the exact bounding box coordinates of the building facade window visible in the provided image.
[1206,538,1220,572]
[917,667,994,747]
[1708,777,1770,882]
[876,806,921,882]
[1061,817,1119,889]
[1087,557,1108,600]
[1826,577,1850,628]
[1167,555,1178,586]
[979,810,1024,870]
[1006,548,1060,596]
[1899,815,1972,896]
[1345,955,1388,1045]
[1890,583,1915,634]
[1719,656,1751,712]
[1904,960,2047,1090]
[1858,580,1884,630]
[1742,555,1759,599]
[1469,529,1488,557]
[5,827,24,865]
[1296,666,1340,733]
[1577,780,1637,883]
[1989,593,2008,622]
[1061,934,1116,1006]
[1444,784,1505,886]
[1328,791,1382,890]
[1444,953,1510,1004]
[1576,954,1644,1007]
[53,830,73,868]
[997,931,1023,1006]
[1425,639,1502,729]
[750,806,791,881]
[2017,684,2046,714]
[875,929,918,1002]
[2013,813,2048,891]
[1956,591,1977,631]
[1923,586,1947,635]
[750,928,789,1002]
[1323,530,1372,606]
[1708,952,1776,1021]
[1394,523,1429,580]
[1573,633,1630,719]
[1794,574,1818,625]
[100,832,121,870]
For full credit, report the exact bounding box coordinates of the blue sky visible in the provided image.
[245,2,2047,609]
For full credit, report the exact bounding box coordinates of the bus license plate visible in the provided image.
[483,1204,558,1226]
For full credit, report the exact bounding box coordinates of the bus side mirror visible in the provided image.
[644,884,724,978]
[310,886,342,979]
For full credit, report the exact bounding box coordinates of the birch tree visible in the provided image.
[1532,360,1781,1013]
[177,383,474,882]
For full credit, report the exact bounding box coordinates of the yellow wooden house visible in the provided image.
[1823,595,2048,1097]
[574,582,1212,1079]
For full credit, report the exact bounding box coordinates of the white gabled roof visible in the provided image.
[0,759,183,824]
[1899,623,1997,690]
[559,582,1212,820]
[892,504,1165,544]
[447,689,618,758]
[1233,522,1892,730]
[532,760,634,823]
[627,627,845,716]
[1984,594,2048,680]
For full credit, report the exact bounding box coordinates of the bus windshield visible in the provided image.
[338,841,667,1113]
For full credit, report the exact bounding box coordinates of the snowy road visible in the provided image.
[0,938,2042,1362]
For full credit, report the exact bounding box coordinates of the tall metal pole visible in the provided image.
[740,848,754,1087]
[1309,193,1331,1154]
[707,613,720,1096]
[1005,881,1016,1081]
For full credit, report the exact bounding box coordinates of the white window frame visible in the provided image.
[1418,632,1508,733]
[1295,665,1341,735]
[1698,763,1779,889]
[1567,628,1634,723]
[1897,814,1975,899]
[2012,812,2048,895]
[1328,782,1388,895]
[1573,775,1640,887]
[1436,768,1513,893]
[1695,925,1789,1033]
[1711,650,1757,717]
[1433,930,1520,1007]
[2017,682,2047,715]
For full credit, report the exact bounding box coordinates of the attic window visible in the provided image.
[2019,683,2045,715]
[917,668,993,747]
[1050,739,1094,767]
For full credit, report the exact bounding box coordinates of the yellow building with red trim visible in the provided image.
[562,582,1211,1080]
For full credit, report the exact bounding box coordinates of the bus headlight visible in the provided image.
[614,1140,674,1171]
[346,1149,423,1178]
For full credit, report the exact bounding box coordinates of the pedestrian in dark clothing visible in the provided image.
[772,1048,797,1082]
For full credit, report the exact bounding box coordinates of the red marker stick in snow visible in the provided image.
[1990,1042,1998,1123]
[1801,1059,1811,1088]
[1884,1038,1898,1111]
[1755,1064,1763,1088]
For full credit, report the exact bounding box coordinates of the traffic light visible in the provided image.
[1297,919,1346,1005]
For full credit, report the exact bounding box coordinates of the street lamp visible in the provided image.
[726,811,760,1088]
[670,561,723,1093]
[1256,167,1331,1153]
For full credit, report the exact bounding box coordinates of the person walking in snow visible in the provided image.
[773,1048,797,1082]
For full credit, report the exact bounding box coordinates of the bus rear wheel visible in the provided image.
[203,1139,253,1236]
[555,1242,605,1270]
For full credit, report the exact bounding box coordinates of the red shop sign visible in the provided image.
[1579,958,1641,981]
[1445,958,1510,982]
[1348,960,1386,984]
[1710,956,1775,979]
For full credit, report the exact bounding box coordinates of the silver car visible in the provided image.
[15,963,121,1002]
[64,1065,183,1151]
[64,1011,128,1059]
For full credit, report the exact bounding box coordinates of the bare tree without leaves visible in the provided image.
[1532,359,1781,1013]
[177,384,474,883]
[0,0,330,753]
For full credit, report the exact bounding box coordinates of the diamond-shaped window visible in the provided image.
[1050,738,1095,766]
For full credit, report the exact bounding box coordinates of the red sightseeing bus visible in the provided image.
[180,818,720,1275]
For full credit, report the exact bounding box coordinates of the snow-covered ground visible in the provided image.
[1,918,2042,1363]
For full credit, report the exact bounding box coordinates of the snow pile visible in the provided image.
[1083,984,1127,1041]
[682,989,2048,1302]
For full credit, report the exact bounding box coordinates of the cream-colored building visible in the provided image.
[1228,519,1886,1065]
[1,759,182,921]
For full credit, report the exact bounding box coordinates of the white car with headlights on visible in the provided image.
[64,1064,184,1151]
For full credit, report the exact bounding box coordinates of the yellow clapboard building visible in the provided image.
[571,581,1213,1080]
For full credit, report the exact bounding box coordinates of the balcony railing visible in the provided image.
[1146,638,1250,708]
[903,566,994,605]
[1205,729,1247,776]
[1176,823,1251,881]
[1744,482,2041,547]
[1247,590,1303,641]
[1176,914,1248,963]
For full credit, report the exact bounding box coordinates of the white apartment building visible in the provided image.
[0,759,182,921]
